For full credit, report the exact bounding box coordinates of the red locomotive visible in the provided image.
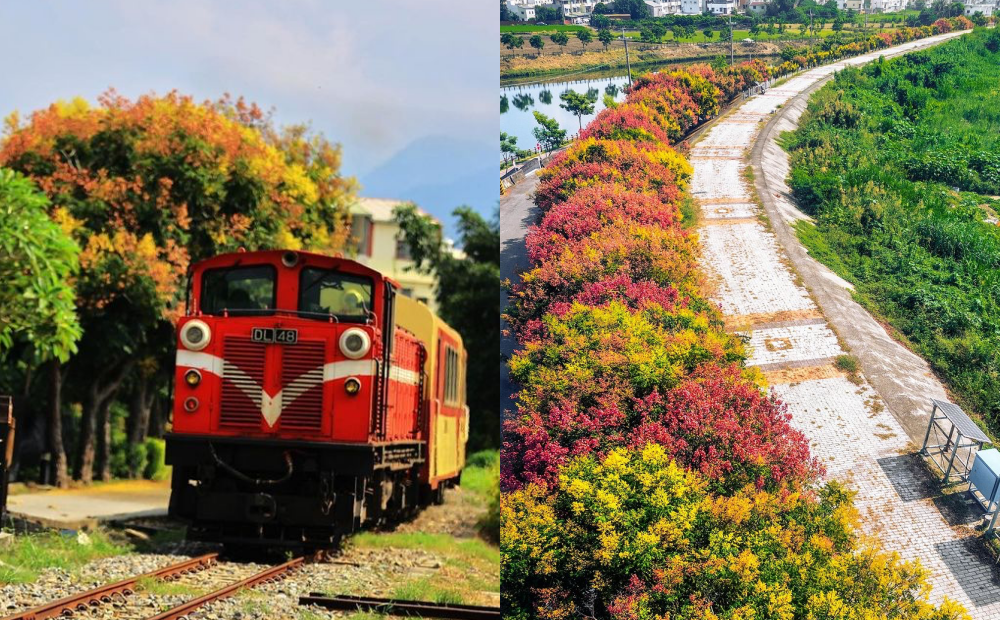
[166,249,468,550]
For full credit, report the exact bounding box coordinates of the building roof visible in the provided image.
[352,197,434,223]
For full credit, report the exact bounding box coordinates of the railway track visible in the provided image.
[0,553,217,620]
[4,553,501,620]
[299,593,502,620]
[1,554,301,620]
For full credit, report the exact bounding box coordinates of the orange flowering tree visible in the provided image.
[0,91,355,484]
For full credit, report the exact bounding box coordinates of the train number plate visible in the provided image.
[251,328,298,344]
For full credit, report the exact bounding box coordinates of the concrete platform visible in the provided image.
[6,480,169,530]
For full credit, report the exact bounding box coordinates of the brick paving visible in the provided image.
[690,31,1000,617]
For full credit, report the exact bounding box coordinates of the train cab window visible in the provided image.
[201,265,276,315]
[299,268,374,321]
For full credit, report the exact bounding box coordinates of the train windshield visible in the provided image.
[200,265,276,315]
[298,268,373,321]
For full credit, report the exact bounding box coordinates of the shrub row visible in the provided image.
[766,18,973,75]
[502,23,974,620]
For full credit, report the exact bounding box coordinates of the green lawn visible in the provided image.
[501,24,588,33]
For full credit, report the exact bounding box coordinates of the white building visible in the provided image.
[349,198,463,314]
[543,0,599,16]
[965,2,995,16]
[508,3,536,19]
[645,0,683,15]
[707,0,737,14]
[680,0,705,14]
[836,0,863,10]
[868,0,905,12]
[747,0,767,14]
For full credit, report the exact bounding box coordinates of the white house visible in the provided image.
[508,3,537,20]
[747,1,768,14]
[707,0,737,14]
[507,0,544,20]
[644,0,683,15]
[869,0,905,12]
[680,0,704,13]
[543,0,599,16]
[964,2,995,16]
[836,0,863,10]
[349,198,463,314]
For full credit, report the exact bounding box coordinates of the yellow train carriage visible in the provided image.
[395,296,468,492]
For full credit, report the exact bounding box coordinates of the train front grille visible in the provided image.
[220,336,266,429]
[278,339,326,432]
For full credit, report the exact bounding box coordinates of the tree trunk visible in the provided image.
[97,399,113,482]
[76,387,97,484]
[76,361,133,483]
[127,377,153,478]
[48,361,69,488]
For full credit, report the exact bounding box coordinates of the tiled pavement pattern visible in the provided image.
[690,31,1000,617]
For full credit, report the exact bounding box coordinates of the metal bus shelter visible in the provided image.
[921,398,991,483]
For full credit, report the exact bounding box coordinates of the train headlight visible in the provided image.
[184,369,202,387]
[344,377,361,395]
[339,328,371,359]
[180,319,211,351]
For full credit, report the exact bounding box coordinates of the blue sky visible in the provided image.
[0,1,495,224]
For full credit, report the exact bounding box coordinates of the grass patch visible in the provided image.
[835,355,861,380]
[135,576,208,598]
[352,531,499,565]
[461,450,498,497]
[0,530,129,584]
[392,576,466,605]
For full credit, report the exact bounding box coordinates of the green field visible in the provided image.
[501,24,588,33]
[625,25,894,43]
[784,28,1000,436]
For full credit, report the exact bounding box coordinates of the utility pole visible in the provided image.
[729,11,734,66]
[809,8,814,48]
[622,27,632,87]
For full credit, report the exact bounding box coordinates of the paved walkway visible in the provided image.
[500,171,541,416]
[691,30,1000,617]
[7,480,169,530]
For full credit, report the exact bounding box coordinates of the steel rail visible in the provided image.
[145,556,303,620]
[299,593,502,620]
[1,553,218,620]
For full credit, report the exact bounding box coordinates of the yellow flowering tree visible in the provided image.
[502,445,969,620]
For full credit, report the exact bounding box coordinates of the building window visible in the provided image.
[395,236,412,260]
[351,215,373,257]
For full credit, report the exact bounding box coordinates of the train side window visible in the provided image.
[443,346,459,406]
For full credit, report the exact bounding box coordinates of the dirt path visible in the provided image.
[691,30,1000,618]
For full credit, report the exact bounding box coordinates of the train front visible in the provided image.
[165,249,424,550]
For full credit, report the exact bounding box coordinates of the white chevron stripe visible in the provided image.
[175,350,419,424]
[323,359,376,381]
[176,350,223,376]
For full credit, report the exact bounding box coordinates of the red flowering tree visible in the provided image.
[534,138,692,211]
[525,185,682,263]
